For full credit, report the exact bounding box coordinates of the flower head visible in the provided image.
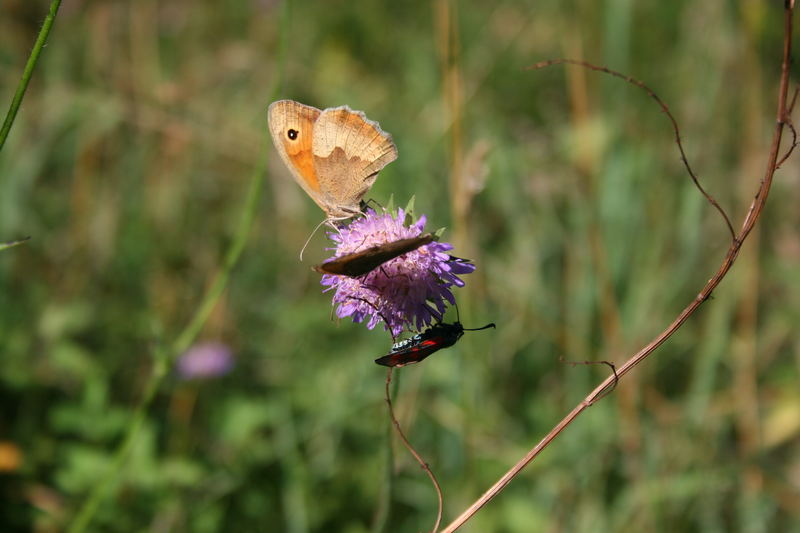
[177,342,234,380]
[320,208,475,337]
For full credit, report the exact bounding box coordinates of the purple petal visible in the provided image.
[318,207,476,336]
[177,342,234,380]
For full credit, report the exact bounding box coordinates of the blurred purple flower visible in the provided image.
[320,208,475,337]
[177,342,234,380]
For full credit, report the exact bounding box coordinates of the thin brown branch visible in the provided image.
[776,86,799,169]
[349,290,442,531]
[345,297,443,531]
[443,4,795,531]
[787,84,799,113]
[525,59,737,240]
[776,117,797,169]
[558,357,618,403]
[385,368,444,533]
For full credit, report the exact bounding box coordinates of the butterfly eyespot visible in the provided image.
[287,129,298,140]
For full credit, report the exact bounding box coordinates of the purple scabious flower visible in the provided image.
[177,342,234,380]
[320,208,476,337]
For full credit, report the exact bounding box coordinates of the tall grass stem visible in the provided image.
[0,0,62,153]
[65,2,291,531]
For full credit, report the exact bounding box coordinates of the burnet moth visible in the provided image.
[313,233,435,277]
[374,321,496,368]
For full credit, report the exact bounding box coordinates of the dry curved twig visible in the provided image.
[442,3,796,531]
[385,368,444,533]
[347,296,444,531]
[776,86,799,169]
[526,58,737,240]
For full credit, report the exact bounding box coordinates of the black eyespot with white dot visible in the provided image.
[287,129,298,140]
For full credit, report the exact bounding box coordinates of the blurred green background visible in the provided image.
[2,1,799,532]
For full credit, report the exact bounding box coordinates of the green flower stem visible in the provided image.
[0,0,62,153]
[67,158,266,533]
[65,348,169,533]
[372,374,400,533]
[0,237,30,251]
[66,2,289,529]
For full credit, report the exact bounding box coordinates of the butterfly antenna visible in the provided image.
[299,218,330,261]
[463,323,496,332]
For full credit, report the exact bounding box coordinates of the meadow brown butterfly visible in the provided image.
[268,100,398,220]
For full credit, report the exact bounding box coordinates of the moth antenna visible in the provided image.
[299,218,330,261]
[463,323,496,332]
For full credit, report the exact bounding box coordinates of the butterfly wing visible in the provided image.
[267,100,327,212]
[312,106,398,217]
[313,234,435,277]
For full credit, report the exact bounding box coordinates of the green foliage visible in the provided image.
[1,1,799,532]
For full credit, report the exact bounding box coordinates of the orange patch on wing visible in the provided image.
[288,148,320,192]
